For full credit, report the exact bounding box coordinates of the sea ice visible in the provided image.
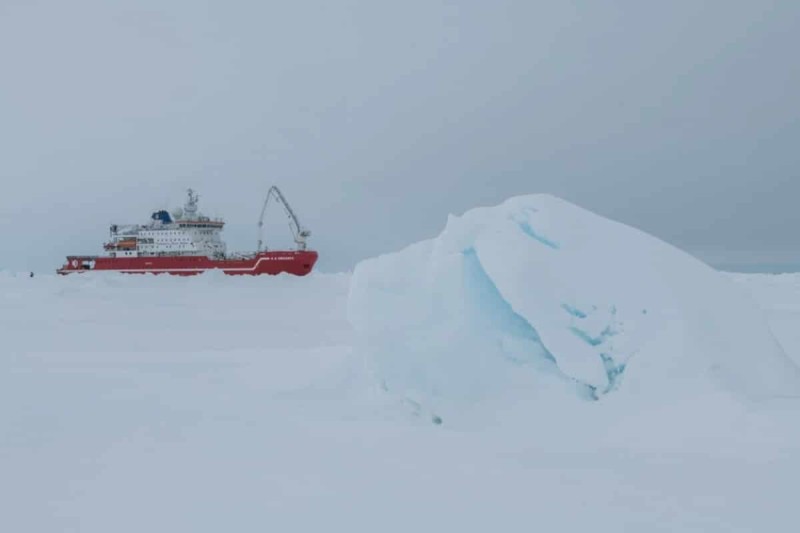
[348,194,800,414]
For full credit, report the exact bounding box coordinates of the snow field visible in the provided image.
[3,214,800,530]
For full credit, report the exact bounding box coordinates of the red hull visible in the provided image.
[57,251,318,276]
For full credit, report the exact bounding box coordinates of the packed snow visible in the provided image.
[3,196,800,532]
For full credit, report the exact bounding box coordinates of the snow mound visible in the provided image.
[348,194,800,411]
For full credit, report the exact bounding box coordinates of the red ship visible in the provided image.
[58,187,317,276]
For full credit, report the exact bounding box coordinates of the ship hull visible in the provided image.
[57,251,318,276]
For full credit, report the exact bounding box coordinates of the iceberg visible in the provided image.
[348,195,800,413]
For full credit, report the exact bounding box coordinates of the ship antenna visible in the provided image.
[184,188,199,218]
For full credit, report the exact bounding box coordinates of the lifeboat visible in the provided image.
[104,239,137,251]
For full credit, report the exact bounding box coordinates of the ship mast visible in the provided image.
[184,188,199,218]
[257,186,311,252]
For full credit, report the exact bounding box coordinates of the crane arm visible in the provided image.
[257,186,311,252]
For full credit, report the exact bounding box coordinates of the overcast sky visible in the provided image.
[2,0,799,273]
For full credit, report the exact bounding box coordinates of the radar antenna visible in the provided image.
[257,186,311,252]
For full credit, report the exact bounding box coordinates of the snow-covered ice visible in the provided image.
[349,194,800,417]
[4,197,800,532]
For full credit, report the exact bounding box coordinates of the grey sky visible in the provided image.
[2,1,799,273]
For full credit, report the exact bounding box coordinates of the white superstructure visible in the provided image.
[105,189,227,258]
